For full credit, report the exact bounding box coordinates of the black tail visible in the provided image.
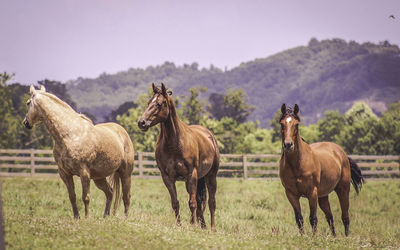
[349,157,364,195]
[197,177,207,212]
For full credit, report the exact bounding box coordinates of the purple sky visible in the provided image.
[1,0,399,84]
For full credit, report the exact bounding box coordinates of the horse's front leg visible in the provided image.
[308,186,318,235]
[161,174,180,225]
[186,168,198,226]
[59,171,80,218]
[285,189,304,234]
[80,166,91,218]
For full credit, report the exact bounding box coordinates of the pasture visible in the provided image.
[2,177,400,249]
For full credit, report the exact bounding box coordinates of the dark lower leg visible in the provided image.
[342,217,350,236]
[196,198,206,228]
[94,179,113,217]
[318,196,335,236]
[206,175,217,231]
[295,210,304,234]
[309,207,318,234]
[162,176,180,225]
[120,176,132,217]
[336,185,350,236]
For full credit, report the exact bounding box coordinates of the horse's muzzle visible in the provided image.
[138,119,150,132]
[283,142,294,152]
[23,118,33,129]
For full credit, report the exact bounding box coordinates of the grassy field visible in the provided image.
[2,177,400,249]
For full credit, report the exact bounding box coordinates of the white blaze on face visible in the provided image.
[152,96,157,103]
[286,117,292,123]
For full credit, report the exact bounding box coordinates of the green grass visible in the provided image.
[2,177,400,249]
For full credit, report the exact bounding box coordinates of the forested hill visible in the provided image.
[66,38,400,126]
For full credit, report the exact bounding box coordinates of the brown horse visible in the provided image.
[279,104,363,236]
[23,85,134,218]
[138,83,220,230]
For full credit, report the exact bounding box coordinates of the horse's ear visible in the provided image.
[29,85,36,95]
[40,85,46,92]
[294,104,299,115]
[281,103,286,114]
[152,83,158,94]
[161,83,167,96]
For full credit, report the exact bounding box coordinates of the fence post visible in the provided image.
[243,155,248,179]
[30,149,35,176]
[138,152,143,178]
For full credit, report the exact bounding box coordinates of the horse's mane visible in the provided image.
[38,92,94,125]
[79,114,93,123]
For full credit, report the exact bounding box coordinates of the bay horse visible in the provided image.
[23,85,134,218]
[279,104,364,236]
[138,83,219,231]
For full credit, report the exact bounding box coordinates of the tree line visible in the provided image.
[1,74,399,155]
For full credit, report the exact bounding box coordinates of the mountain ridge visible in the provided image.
[66,38,400,127]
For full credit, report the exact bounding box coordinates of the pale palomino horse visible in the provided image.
[23,85,134,218]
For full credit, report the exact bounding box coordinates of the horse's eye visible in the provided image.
[156,102,162,108]
[26,100,31,106]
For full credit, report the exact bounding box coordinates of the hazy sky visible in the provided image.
[1,0,399,84]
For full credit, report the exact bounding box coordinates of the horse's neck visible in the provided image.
[38,98,90,145]
[159,108,186,152]
[284,133,310,169]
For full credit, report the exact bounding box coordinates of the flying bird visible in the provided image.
[389,15,395,19]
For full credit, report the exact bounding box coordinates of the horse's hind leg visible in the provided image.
[318,196,336,236]
[94,178,113,217]
[335,182,350,236]
[120,173,132,217]
[196,178,206,229]
[205,171,217,232]
[80,166,91,218]
[59,172,80,219]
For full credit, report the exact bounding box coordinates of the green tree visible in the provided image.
[208,89,255,123]
[182,87,207,125]
[317,110,345,142]
[337,102,379,154]
[374,101,400,154]
[299,124,319,144]
[344,101,377,125]
[223,89,255,123]
[0,72,15,86]
[270,108,283,143]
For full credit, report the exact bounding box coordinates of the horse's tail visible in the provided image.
[348,157,364,195]
[197,177,207,213]
[110,171,122,215]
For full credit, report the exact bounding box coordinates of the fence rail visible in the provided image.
[0,149,399,179]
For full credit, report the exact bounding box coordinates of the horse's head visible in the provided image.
[138,83,173,131]
[23,85,46,129]
[280,103,300,152]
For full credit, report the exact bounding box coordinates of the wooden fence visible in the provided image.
[0,149,399,179]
